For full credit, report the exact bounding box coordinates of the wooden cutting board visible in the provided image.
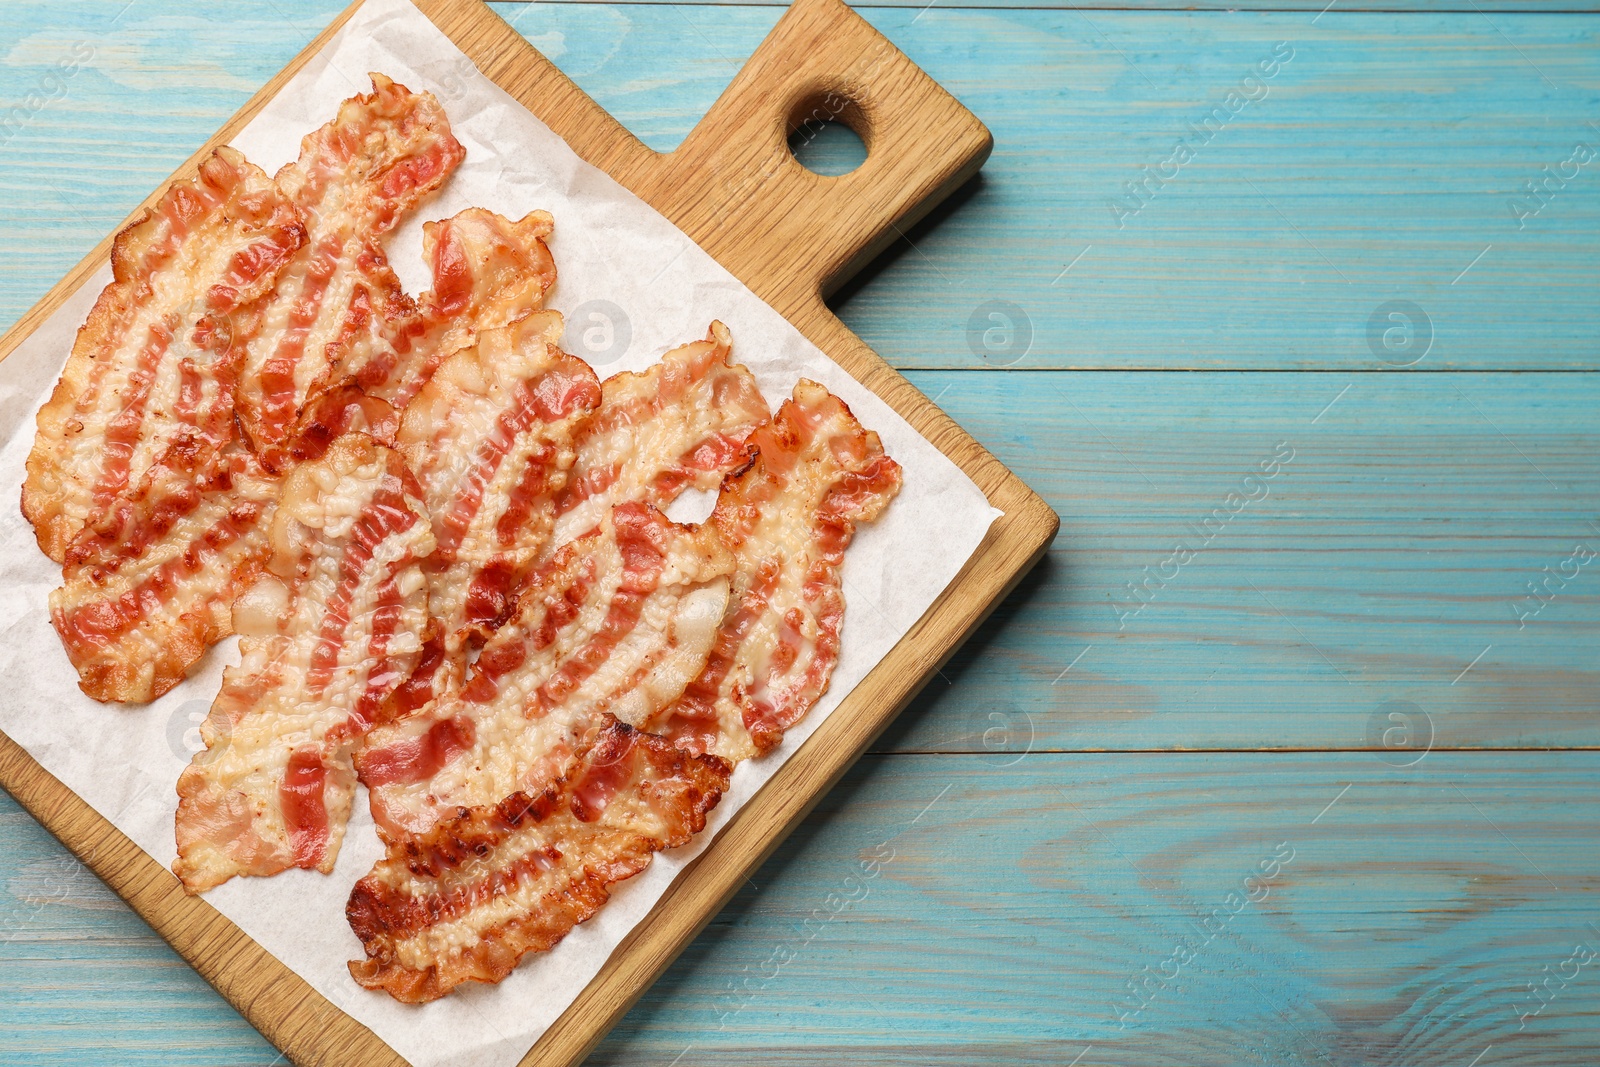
[0,0,1057,1063]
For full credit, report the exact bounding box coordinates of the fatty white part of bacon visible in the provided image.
[173,435,434,892]
[366,577,727,832]
[388,777,684,968]
[398,310,598,645]
[548,321,770,552]
[359,508,732,836]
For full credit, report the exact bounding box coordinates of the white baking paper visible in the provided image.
[0,0,999,1063]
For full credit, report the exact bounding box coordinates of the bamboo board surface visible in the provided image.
[0,1,1057,1065]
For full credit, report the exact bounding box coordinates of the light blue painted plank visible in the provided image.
[486,0,773,151]
[596,751,1600,1066]
[0,1,348,325]
[10,753,1600,1065]
[489,4,1600,370]
[828,8,1600,370]
[891,369,1600,753]
[0,796,279,1066]
[5,5,1600,369]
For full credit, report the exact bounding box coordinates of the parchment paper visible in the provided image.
[0,0,1000,1063]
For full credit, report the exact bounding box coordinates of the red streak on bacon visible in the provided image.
[360,502,730,840]
[377,147,458,218]
[570,729,638,823]
[264,382,400,474]
[281,747,331,868]
[554,461,618,516]
[55,499,264,651]
[399,312,599,648]
[461,555,597,704]
[276,74,464,236]
[49,444,281,704]
[460,554,523,635]
[344,210,559,410]
[548,321,768,553]
[525,503,666,713]
[647,430,747,502]
[379,621,452,723]
[656,560,779,754]
[464,556,601,703]
[347,720,729,1003]
[174,361,203,423]
[171,433,435,893]
[345,576,406,739]
[211,230,303,310]
[359,716,477,788]
[24,146,304,562]
[426,214,473,320]
[434,370,599,559]
[235,75,468,455]
[494,443,561,545]
[90,318,176,508]
[255,235,342,445]
[307,475,420,695]
[648,380,902,761]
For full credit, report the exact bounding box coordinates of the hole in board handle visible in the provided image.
[786,88,868,177]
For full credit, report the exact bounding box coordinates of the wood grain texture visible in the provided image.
[5,5,1599,369]
[892,369,1600,752]
[0,0,1054,1065]
[594,751,1600,1067]
[11,753,1600,1066]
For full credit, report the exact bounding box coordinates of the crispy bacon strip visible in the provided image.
[348,719,729,1003]
[234,74,464,454]
[550,321,769,550]
[23,146,305,561]
[274,381,403,467]
[647,379,902,762]
[346,386,902,1002]
[398,311,601,646]
[173,434,434,893]
[357,501,731,837]
[353,208,559,409]
[49,445,281,704]
[48,387,403,705]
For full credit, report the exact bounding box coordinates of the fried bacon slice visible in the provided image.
[353,208,559,410]
[357,501,732,837]
[23,146,305,562]
[550,321,769,550]
[173,434,434,893]
[48,388,403,705]
[398,310,601,647]
[348,719,729,1003]
[49,444,281,704]
[233,74,463,455]
[647,380,902,762]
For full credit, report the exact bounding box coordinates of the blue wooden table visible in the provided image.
[3,1,1598,1064]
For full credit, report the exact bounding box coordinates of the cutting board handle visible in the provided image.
[651,0,992,303]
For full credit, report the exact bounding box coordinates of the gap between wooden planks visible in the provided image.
[0,0,1056,1064]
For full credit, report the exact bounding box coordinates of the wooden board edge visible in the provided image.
[524,487,1058,1066]
[0,0,373,371]
[0,0,1056,1064]
[0,732,407,1065]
